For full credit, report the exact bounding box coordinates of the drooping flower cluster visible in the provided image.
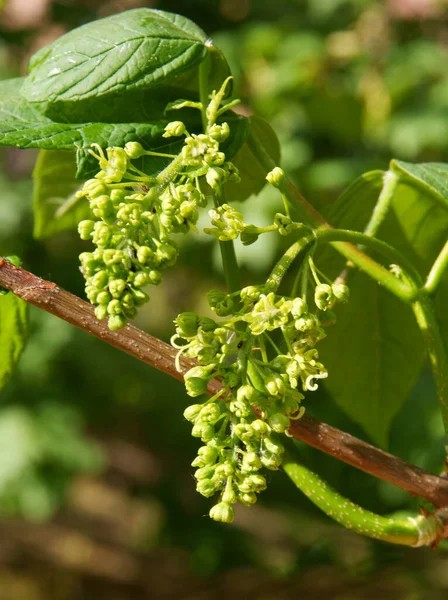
[172,278,349,523]
[77,79,241,330]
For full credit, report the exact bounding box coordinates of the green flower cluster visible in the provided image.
[77,79,241,330]
[172,278,350,522]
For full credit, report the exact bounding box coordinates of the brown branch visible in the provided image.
[2,258,448,507]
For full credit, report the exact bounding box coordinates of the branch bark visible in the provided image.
[2,258,448,507]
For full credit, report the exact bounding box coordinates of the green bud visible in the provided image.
[185,377,208,397]
[137,246,154,265]
[241,452,262,471]
[97,291,112,305]
[222,480,237,504]
[94,305,108,320]
[265,375,285,397]
[108,314,127,330]
[78,220,95,240]
[198,445,219,464]
[268,413,290,434]
[240,227,259,246]
[333,282,349,302]
[266,167,285,187]
[200,425,215,443]
[198,403,221,423]
[314,283,336,311]
[239,492,257,506]
[196,479,217,498]
[195,465,215,481]
[199,317,217,332]
[175,312,200,338]
[132,289,149,306]
[263,436,285,455]
[240,286,261,303]
[124,141,146,159]
[208,122,230,142]
[163,121,186,138]
[109,279,126,298]
[214,462,234,478]
[133,271,150,288]
[260,451,282,470]
[251,420,270,437]
[209,502,234,523]
[148,270,163,286]
[291,297,308,317]
[183,404,203,423]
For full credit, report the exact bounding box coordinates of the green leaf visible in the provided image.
[21,8,228,122]
[33,150,90,239]
[390,160,448,262]
[224,116,281,202]
[391,160,448,211]
[317,170,426,447]
[0,79,170,150]
[388,160,448,369]
[0,293,28,392]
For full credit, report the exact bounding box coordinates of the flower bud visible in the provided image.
[198,445,219,464]
[185,377,208,397]
[239,492,257,506]
[94,305,108,320]
[209,502,234,523]
[266,167,285,188]
[195,465,215,481]
[208,122,230,142]
[263,436,285,455]
[163,121,186,138]
[183,404,203,423]
[78,220,95,240]
[222,483,237,505]
[314,284,336,311]
[108,314,127,330]
[268,413,290,433]
[332,283,349,302]
[196,479,217,498]
[109,278,126,298]
[241,228,259,246]
[251,420,270,437]
[242,452,262,472]
[291,297,308,317]
[124,141,146,159]
[175,312,200,338]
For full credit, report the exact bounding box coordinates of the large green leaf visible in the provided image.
[33,150,89,239]
[0,293,28,392]
[224,116,281,202]
[389,160,448,354]
[317,170,426,447]
[21,8,228,122]
[390,161,448,262]
[0,79,170,152]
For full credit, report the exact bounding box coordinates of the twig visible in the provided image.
[2,258,448,507]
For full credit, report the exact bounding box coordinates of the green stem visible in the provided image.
[316,228,422,288]
[283,449,445,547]
[363,170,398,237]
[199,57,210,132]
[425,240,448,294]
[265,235,315,293]
[247,131,416,303]
[213,192,241,294]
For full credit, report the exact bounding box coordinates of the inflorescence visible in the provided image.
[77,78,239,330]
[172,276,348,523]
[76,77,350,524]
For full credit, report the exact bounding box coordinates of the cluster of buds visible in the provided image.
[77,78,243,330]
[171,272,351,522]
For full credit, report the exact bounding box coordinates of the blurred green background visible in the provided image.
[1,0,448,598]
